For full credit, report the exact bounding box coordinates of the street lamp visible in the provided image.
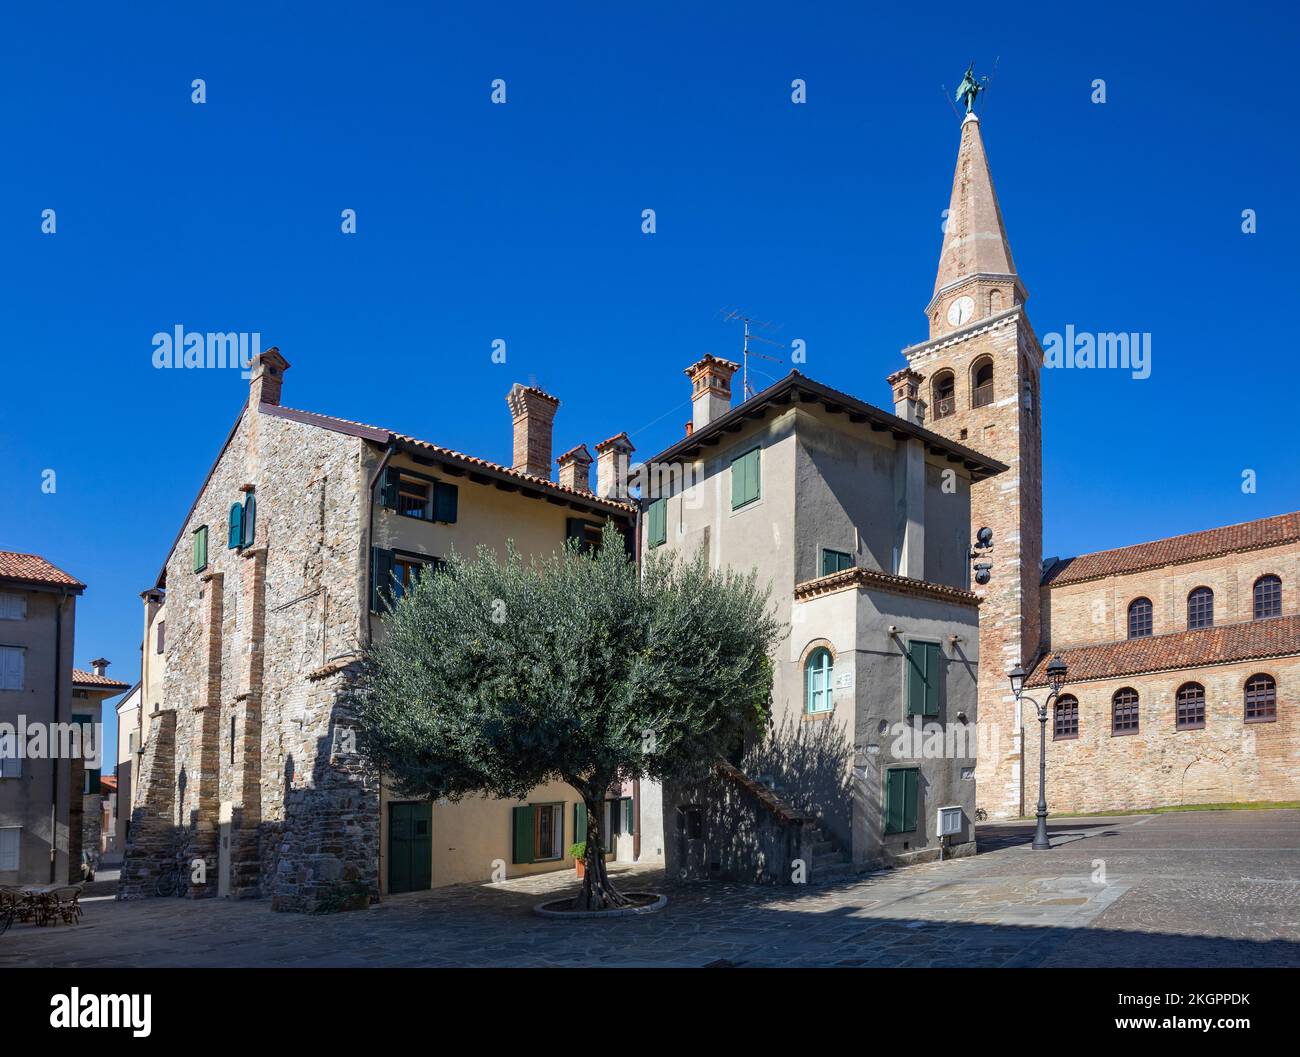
[1009,655,1068,850]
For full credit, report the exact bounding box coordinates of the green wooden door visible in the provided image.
[388,801,433,894]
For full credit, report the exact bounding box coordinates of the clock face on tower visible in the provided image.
[947,295,975,327]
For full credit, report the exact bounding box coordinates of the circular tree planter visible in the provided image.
[534,892,667,919]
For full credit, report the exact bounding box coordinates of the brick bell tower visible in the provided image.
[895,110,1044,819]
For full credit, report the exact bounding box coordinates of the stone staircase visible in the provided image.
[750,772,856,884]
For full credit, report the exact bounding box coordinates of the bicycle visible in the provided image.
[154,857,191,898]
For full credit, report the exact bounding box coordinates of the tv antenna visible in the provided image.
[719,307,786,399]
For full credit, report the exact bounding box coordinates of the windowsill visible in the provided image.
[1052,733,1078,741]
[1111,728,1139,737]
[1244,715,1278,724]
[803,709,834,722]
[729,497,762,517]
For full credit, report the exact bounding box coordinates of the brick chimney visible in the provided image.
[250,348,290,407]
[684,355,739,431]
[594,432,635,500]
[887,367,926,425]
[90,657,110,677]
[507,384,560,479]
[556,444,594,493]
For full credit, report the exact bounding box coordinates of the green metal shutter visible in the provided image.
[228,503,244,549]
[242,494,256,546]
[512,805,535,864]
[731,448,760,509]
[903,768,919,833]
[923,642,940,716]
[647,498,666,547]
[906,642,926,716]
[381,467,399,509]
[574,802,587,843]
[623,797,634,833]
[434,482,458,523]
[193,526,207,572]
[370,547,394,612]
[885,768,919,834]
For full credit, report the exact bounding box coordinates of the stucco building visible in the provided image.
[119,351,651,909]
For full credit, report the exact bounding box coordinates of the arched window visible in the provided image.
[971,357,994,409]
[1254,575,1282,620]
[1127,597,1153,639]
[1187,586,1214,629]
[1112,688,1140,735]
[805,647,834,715]
[1053,695,1079,740]
[1175,682,1206,730]
[932,370,955,419]
[989,289,1003,313]
[1244,673,1277,722]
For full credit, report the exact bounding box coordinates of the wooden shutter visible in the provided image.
[512,805,535,864]
[380,467,399,509]
[228,503,243,549]
[923,642,940,716]
[902,768,919,832]
[906,641,940,716]
[370,548,394,612]
[193,526,208,572]
[566,517,588,551]
[574,802,587,843]
[885,768,918,834]
[156,620,166,654]
[434,482,458,523]
[243,494,256,546]
[731,447,760,509]
[623,797,634,834]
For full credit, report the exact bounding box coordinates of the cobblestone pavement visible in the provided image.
[3,810,1297,967]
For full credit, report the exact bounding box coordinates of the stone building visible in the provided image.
[70,660,130,863]
[893,111,1300,817]
[644,357,1005,882]
[119,351,644,910]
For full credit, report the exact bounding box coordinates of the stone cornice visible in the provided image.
[902,308,1021,360]
[794,567,981,608]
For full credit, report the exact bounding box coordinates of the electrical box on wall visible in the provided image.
[937,806,963,836]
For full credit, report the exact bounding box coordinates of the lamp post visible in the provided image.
[1009,656,1068,850]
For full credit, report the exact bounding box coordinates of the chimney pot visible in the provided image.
[594,432,635,500]
[556,444,594,493]
[684,355,739,431]
[886,367,925,425]
[90,657,110,677]
[507,384,561,479]
[250,347,290,407]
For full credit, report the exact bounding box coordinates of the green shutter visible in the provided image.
[885,767,919,834]
[380,467,399,509]
[434,482,458,523]
[731,447,760,509]
[647,498,666,547]
[193,526,208,573]
[906,641,941,717]
[574,802,587,843]
[228,503,244,549]
[370,547,394,612]
[243,493,256,546]
[923,641,940,716]
[623,797,634,834]
[512,805,535,865]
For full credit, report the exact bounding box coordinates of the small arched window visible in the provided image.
[1244,673,1277,722]
[1112,688,1140,735]
[989,289,1003,313]
[1187,586,1214,629]
[971,357,994,409]
[805,647,833,715]
[1253,575,1282,620]
[932,371,955,419]
[1127,597,1153,639]
[1175,682,1206,730]
[1053,695,1079,740]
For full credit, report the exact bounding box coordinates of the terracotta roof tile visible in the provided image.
[72,669,131,691]
[1044,512,1300,587]
[794,566,981,607]
[0,552,84,589]
[1026,614,1300,687]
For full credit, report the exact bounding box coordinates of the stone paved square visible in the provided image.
[4,810,1297,968]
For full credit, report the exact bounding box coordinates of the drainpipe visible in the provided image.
[631,498,643,862]
[50,588,69,883]
[364,441,398,647]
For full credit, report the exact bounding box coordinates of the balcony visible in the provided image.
[933,395,955,419]
[971,382,994,409]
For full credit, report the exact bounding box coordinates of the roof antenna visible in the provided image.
[719,307,786,399]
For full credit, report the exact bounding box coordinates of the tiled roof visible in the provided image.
[1044,511,1300,587]
[794,566,981,607]
[72,669,131,691]
[100,775,118,794]
[1026,614,1300,687]
[0,552,84,589]
[263,405,635,514]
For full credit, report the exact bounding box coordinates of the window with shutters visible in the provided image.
[0,593,26,621]
[0,729,20,778]
[0,827,19,872]
[228,502,244,549]
[371,548,444,611]
[193,525,208,573]
[905,640,941,717]
[512,802,564,863]
[646,497,667,547]
[821,549,853,576]
[0,646,25,691]
[567,517,603,553]
[382,468,458,524]
[884,767,919,835]
[805,647,834,714]
[730,447,761,510]
[242,493,256,546]
[156,619,166,654]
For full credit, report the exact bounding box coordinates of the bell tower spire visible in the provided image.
[926,112,1025,339]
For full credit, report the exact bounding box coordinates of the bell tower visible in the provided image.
[893,110,1043,819]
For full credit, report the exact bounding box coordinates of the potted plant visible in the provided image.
[569,842,587,878]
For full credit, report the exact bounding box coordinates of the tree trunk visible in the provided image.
[575,789,630,911]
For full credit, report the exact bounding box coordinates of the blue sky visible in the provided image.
[3,2,1298,756]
